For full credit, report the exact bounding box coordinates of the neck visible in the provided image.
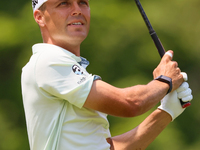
[43,37,81,56]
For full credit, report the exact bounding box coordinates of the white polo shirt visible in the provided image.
[21,43,111,150]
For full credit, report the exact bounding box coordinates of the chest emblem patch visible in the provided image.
[72,65,83,75]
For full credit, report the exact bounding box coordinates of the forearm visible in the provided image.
[108,109,171,150]
[85,79,169,117]
[122,80,169,116]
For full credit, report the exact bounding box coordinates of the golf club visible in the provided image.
[134,0,191,108]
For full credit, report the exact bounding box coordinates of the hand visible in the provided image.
[177,82,193,102]
[153,50,183,92]
[158,82,193,121]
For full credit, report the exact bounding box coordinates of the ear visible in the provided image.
[34,10,45,27]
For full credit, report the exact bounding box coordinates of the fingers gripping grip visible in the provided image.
[180,72,191,108]
[164,53,191,108]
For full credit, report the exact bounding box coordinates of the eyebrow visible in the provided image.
[55,0,70,3]
[51,0,69,5]
[52,0,89,6]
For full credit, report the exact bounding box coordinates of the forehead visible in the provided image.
[47,0,89,3]
[45,0,89,8]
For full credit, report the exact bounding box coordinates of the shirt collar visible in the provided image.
[78,57,90,69]
[32,43,89,68]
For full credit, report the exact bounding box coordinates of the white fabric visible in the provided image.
[158,81,193,121]
[181,72,188,81]
[32,0,48,12]
[21,43,111,150]
[165,51,173,58]
[177,82,193,102]
[177,82,189,93]
[158,91,185,121]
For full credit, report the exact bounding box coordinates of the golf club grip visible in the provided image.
[134,0,191,108]
[150,31,165,57]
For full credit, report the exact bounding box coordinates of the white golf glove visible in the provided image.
[158,81,193,121]
[177,82,193,102]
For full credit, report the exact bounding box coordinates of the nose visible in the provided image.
[71,2,82,16]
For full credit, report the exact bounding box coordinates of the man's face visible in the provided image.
[41,0,90,47]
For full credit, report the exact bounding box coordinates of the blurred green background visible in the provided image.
[0,0,200,149]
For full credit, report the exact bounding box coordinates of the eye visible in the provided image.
[79,0,89,6]
[60,2,67,5]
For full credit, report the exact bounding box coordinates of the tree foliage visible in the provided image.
[0,0,200,149]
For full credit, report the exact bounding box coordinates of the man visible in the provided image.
[21,0,193,149]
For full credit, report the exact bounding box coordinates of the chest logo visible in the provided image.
[72,65,83,75]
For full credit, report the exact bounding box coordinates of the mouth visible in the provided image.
[68,22,84,26]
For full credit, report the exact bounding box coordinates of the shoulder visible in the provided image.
[33,44,78,67]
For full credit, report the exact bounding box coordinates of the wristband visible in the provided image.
[155,75,172,94]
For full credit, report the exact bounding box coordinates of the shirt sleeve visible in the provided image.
[35,49,94,108]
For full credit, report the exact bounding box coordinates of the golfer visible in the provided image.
[21,0,193,149]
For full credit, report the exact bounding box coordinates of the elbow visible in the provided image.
[121,86,154,117]
[122,102,144,117]
[122,97,146,117]
[117,86,151,117]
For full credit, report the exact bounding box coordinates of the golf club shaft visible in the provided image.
[134,0,191,108]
